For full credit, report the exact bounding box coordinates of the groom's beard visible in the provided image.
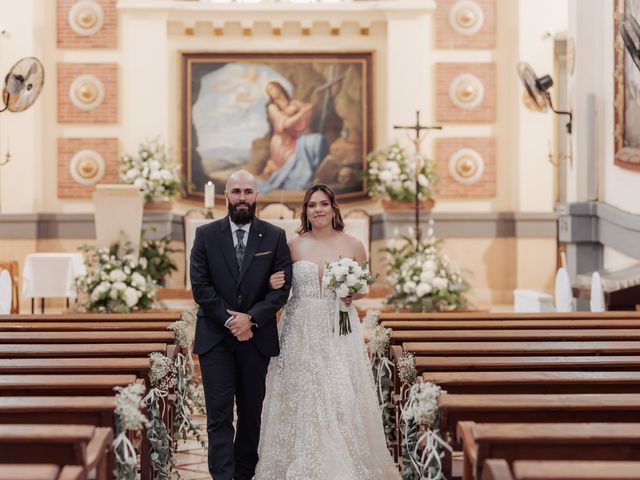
[228,201,257,225]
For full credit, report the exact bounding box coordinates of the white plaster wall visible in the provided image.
[0,0,46,214]
[604,245,639,268]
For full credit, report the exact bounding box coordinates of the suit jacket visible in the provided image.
[190,216,292,357]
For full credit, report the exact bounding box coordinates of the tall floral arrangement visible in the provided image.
[139,228,180,286]
[120,138,181,203]
[384,220,469,312]
[75,236,158,313]
[366,143,438,202]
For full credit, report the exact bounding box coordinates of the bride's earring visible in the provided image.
[332,216,337,229]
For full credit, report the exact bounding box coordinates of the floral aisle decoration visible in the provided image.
[75,236,158,313]
[168,311,206,447]
[366,142,438,203]
[362,308,381,330]
[323,258,376,335]
[140,228,180,286]
[144,352,177,480]
[384,220,469,312]
[120,138,181,204]
[113,383,148,480]
[400,381,451,480]
[366,321,396,446]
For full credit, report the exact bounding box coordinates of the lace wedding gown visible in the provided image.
[255,260,401,480]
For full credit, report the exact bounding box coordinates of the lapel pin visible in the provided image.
[259,233,262,237]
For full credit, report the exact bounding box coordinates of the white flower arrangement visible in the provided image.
[366,323,396,447]
[384,220,469,312]
[323,258,376,335]
[402,382,443,429]
[75,237,158,313]
[366,142,438,202]
[168,310,195,350]
[149,352,176,391]
[120,138,181,204]
[366,324,391,358]
[113,383,148,480]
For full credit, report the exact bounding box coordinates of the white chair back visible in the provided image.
[554,267,574,312]
[0,269,12,315]
[590,271,606,312]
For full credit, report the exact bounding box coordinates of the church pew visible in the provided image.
[0,358,151,378]
[0,374,138,396]
[511,460,640,480]
[404,341,640,356]
[439,393,640,449]
[414,355,640,372]
[481,459,513,480]
[5,312,182,322]
[380,311,640,321]
[0,330,176,344]
[0,321,175,332]
[0,396,116,427]
[457,422,640,480]
[382,319,640,330]
[421,371,640,394]
[0,343,168,358]
[390,328,640,342]
[0,464,63,480]
[0,424,112,480]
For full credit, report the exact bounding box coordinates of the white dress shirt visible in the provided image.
[229,218,251,248]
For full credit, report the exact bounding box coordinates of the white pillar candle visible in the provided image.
[204,181,215,208]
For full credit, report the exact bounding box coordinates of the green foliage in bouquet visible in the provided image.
[140,228,180,285]
[384,223,469,312]
[75,236,158,313]
[366,142,438,202]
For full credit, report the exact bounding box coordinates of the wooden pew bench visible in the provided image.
[380,311,640,321]
[0,322,175,332]
[457,422,640,480]
[0,374,138,396]
[3,313,182,322]
[405,340,640,356]
[382,319,640,330]
[511,460,640,480]
[0,358,151,378]
[391,328,640,342]
[0,396,116,427]
[0,424,112,480]
[421,371,640,394]
[0,464,83,480]
[0,343,168,358]
[0,330,176,344]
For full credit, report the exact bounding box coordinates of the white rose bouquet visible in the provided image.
[120,138,181,204]
[322,258,375,335]
[75,236,158,313]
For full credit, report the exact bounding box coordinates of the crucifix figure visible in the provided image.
[393,110,442,242]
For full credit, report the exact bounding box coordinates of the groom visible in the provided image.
[190,170,292,480]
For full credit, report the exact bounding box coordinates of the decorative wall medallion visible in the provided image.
[69,74,105,111]
[68,0,104,36]
[449,0,485,36]
[448,148,484,185]
[449,74,484,109]
[69,149,105,185]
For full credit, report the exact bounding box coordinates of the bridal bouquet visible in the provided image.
[322,258,375,335]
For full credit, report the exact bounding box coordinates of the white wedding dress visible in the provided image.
[255,260,401,480]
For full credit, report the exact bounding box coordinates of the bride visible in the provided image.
[254,184,400,480]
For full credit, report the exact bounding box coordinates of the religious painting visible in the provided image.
[181,52,373,203]
[614,0,640,171]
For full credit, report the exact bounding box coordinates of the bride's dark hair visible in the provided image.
[297,184,345,234]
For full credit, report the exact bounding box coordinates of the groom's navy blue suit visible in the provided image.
[191,216,292,480]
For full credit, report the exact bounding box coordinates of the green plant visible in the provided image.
[366,142,438,202]
[140,228,180,285]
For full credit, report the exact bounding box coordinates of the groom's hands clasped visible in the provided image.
[226,309,254,341]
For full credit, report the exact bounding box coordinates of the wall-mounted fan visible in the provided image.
[0,57,44,113]
[517,62,572,134]
[619,14,640,72]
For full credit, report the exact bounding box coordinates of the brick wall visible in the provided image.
[57,63,118,123]
[435,137,496,197]
[57,0,117,49]
[435,62,496,123]
[435,0,495,49]
[58,138,120,198]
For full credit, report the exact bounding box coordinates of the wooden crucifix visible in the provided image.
[393,111,442,242]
